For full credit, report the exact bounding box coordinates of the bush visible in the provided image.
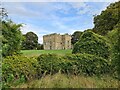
[37,54,62,76]
[37,53,112,76]
[72,31,110,59]
[2,55,38,86]
[63,54,111,76]
[107,28,120,80]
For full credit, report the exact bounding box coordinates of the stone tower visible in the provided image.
[43,33,72,50]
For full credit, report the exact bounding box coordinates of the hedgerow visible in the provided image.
[2,53,114,88]
[37,53,112,76]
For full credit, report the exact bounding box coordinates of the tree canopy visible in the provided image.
[22,32,38,50]
[93,1,120,35]
[2,20,23,57]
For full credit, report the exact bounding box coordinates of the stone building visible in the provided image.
[43,33,72,50]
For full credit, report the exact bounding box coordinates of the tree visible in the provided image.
[71,31,83,45]
[22,32,38,50]
[0,6,8,19]
[0,7,8,51]
[37,43,44,50]
[2,20,23,57]
[93,1,120,35]
[72,31,110,59]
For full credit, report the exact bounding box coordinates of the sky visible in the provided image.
[2,1,117,43]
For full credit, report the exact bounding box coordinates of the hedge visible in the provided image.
[37,53,112,76]
[72,31,110,59]
[2,53,114,88]
[2,55,38,86]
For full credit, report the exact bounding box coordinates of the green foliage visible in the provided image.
[2,20,23,57]
[72,31,110,59]
[15,73,118,88]
[21,49,72,57]
[37,54,62,76]
[22,32,38,50]
[63,54,111,76]
[71,31,83,44]
[2,55,38,87]
[37,53,111,76]
[93,1,120,35]
[107,28,120,80]
[2,53,115,87]
[37,43,44,50]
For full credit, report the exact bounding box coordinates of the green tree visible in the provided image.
[2,20,23,57]
[0,6,8,19]
[93,1,120,35]
[71,31,83,45]
[22,32,38,50]
[37,43,44,50]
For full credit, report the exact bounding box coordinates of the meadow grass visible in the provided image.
[21,49,72,57]
[14,73,119,88]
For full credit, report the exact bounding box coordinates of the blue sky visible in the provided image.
[3,1,116,43]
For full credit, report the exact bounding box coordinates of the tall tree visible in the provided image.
[93,1,120,35]
[1,6,23,57]
[2,20,23,57]
[22,32,38,50]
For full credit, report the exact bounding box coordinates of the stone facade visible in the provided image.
[43,33,72,50]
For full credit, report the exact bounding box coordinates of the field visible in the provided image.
[21,49,72,57]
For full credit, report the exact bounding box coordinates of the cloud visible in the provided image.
[3,2,41,17]
[21,23,53,43]
[69,2,87,9]
[2,1,117,44]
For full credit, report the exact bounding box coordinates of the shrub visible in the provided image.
[107,28,120,80]
[72,31,110,59]
[2,55,38,86]
[37,54,62,76]
[63,54,111,76]
[37,53,112,76]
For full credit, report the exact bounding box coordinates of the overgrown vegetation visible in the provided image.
[72,31,110,59]
[2,53,117,88]
[2,20,23,57]
[2,55,38,88]
[14,73,118,88]
[37,53,112,76]
[107,28,120,80]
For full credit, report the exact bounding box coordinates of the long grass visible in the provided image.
[21,49,72,57]
[14,73,118,88]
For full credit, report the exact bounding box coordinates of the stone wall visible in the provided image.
[43,33,72,50]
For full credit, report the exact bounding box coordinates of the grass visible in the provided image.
[21,49,72,57]
[14,73,119,88]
